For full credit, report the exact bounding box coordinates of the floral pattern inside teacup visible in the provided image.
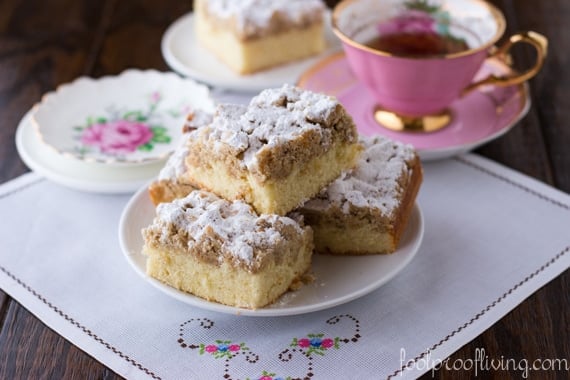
[373,0,469,55]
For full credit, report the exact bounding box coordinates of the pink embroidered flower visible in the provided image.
[259,377,273,380]
[229,344,241,352]
[205,345,218,353]
[378,10,437,36]
[321,338,334,348]
[297,338,310,348]
[80,120,153,154]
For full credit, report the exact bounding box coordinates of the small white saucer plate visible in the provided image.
[32,70,215,166]
[161,12,342,92]
[119,185,424,317]
[16,110,164,194]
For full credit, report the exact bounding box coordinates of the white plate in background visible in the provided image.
[161,12,342,92]
[32,70,215,166]
[16,110,163,193]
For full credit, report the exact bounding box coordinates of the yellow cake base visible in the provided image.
[195,13,324,74]
[186,141,361,216]
[311,224,398,255]
[144,238,312,309]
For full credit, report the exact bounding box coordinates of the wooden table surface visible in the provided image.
[0,1,568,379]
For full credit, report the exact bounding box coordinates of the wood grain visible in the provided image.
[0,1,568,379]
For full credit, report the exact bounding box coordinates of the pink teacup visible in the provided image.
[332,0,547,132]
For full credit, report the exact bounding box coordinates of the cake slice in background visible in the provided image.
[194,0,326,74]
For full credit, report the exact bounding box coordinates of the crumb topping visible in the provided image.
[303,136,417,216]
[182,109,213,133]
[202,0,325,39]
[145,190,304,268]
[158,110,213,181]
[191,84,355,180]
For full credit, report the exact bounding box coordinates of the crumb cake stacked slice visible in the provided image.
[299,136,422,255]
[182,84,362,215]
[194,0,326,74]
[143,190,313,309]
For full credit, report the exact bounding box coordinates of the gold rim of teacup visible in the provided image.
[332,0,507,60]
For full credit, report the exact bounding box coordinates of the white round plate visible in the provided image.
[119,185,424,317]
[161,12,342,92]
[32,70,215,166]
[16,110,164,193]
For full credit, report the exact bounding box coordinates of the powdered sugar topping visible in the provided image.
[204,0,325,37]
[199,84,340,173]
[304,136,417,216]
[159,110,213,180]
[157,133,191,180]
[153,190,303,264]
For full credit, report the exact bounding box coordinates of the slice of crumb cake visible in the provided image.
[194,0,326,74]
[183,84,362,215]
[299,136,423,255]
[142,190,314,309]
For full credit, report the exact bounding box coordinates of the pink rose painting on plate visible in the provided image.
[73,91,180,159]
[80,120,155,155]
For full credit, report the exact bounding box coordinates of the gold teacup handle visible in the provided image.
[463,31,548,95]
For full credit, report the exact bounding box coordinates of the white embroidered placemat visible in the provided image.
[1,154,569,380]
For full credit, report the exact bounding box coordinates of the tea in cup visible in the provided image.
[332,0,547,132]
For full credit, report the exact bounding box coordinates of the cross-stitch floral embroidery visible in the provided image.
[249,370,290,380]
[291,333,340,356]
[178,314,361,379]
[199,340,249,359]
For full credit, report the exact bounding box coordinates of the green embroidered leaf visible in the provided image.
[96,117,107,124]
[308,348,325,356]
[213,350,232,359]
[334,337,341,349]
